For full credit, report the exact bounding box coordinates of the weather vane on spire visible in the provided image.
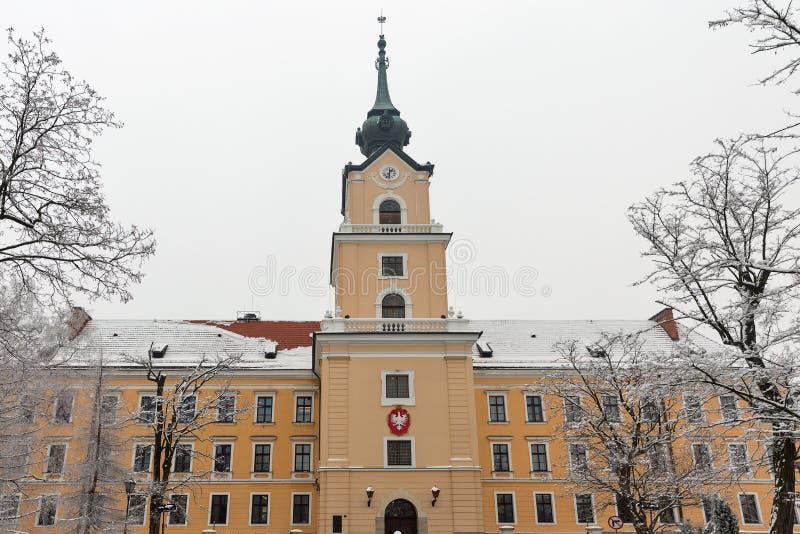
[378,10,386,34]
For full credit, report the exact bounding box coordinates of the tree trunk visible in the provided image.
[771,436,796,534]
[147,374,166,534]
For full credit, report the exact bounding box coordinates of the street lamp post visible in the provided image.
[123,478,136,534]
[156,503,176,534]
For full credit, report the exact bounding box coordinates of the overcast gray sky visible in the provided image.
[5,1,795,321]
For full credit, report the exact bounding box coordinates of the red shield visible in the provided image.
[387,407,411,435]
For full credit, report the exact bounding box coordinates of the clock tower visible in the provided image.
[314,29,485,534]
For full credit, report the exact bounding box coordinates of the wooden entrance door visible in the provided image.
[384,499,417,534]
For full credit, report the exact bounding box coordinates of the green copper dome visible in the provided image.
[355,34,411,157]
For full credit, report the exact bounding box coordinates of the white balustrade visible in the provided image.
[320,317,469,333]
[338,223,444,234]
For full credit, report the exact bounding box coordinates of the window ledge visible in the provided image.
[488,421,510,424]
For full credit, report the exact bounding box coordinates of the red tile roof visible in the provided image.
[190,320,320,350]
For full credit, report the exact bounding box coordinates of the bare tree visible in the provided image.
[0,28,155,304]
[132,348,247,534]
[629,135,800,534]
[545,333,729,534]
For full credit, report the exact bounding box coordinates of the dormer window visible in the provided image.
[379,199,401,224]
[381,294,405,318]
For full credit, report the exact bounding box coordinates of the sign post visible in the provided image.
[608,515,624,532]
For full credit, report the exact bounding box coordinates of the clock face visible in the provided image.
[380,166,399,181]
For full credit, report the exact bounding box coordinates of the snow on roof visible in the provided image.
[59,319,313,370]
[468,319,720,369]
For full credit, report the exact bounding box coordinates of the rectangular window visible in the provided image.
[138,395,156,423]
[530,443,548,472]
[214,444,232,473]
[565,395,582,423]
[729,444,750,475]
[385,374,410,399]
[489,395,507,422]
[100,395,118,425]
[295,395,313,423]
[616,494,635,523]
[569,443,588,472]
[575,493,595,524]
[168,494,188,526]
[19,395,35,424]
[256,395,274,423]
[254,444,271,473]
[693,443,712,471]
[294,443,311,472]
[128,494,147,526]
[37,494,58,526]
[0,494,20,521]
[496,493,515,523]
[174,444,192,473]
[535,493,555,523]
[526,395,545,422]
[133,444,152,473]
[45,444,66,475]
[53,391,73,424]
[177,395,196,424]
[685,394,704,422]
[381,255,404,277]
[251,494,270,525]
[492,443,510,472]
[333,514,343,533]
[209,494,228,525]
[292,494,311,525]
[217,394,236,423]
[658,496,677,524]
[720,395,738,421]
[642,398,661,423]
[739,494,761,524]
[602,394,621,422]
[648,442,670,473]
[701,495,716,524]
[386,440,413,466]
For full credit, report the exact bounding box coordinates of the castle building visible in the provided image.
[2,31,779,534]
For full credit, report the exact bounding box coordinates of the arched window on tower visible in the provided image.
[379,199,402,225]
[381,293,406,319]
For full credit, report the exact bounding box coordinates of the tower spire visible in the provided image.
[355,16,412,157]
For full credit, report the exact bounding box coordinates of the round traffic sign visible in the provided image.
[608,516,624,530]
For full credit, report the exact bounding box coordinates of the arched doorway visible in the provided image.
[384,498,417,534]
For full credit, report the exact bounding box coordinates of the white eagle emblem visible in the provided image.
[391,411,408,430]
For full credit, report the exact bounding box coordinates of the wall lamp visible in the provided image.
[366,486,375,507]
[431,485,440,507]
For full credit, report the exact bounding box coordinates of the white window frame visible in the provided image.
[0,493,21,522]
[248,492,271,527]
[131,442,153,473]
[728,442,751,475]
[494,491,517,525]
[208,492,231,526]
[293,392,314,423]
[487,392,509,423]
[292,442,314,474]
[534,491,558,524]
[691,442,713,470]
[568,442,589,472]
[738,492,762,525]
[383,436,416,468]
[99,393,120,425]
[375,286,413,319]
[564,394,583,423]
[719,394,739,421]
[378,252,409,279]
[177,394,196,424]
[167,493,189,526]
[172,442,193,474]
[372,193,408,225]
[52,391,74,424]
[524,393,546,423]
[251,442,273,476]
[700,494,720,525]
[683,392,706,423]
[381,369,415,406]
[36,494,59,527]
[45,442,68,476]
[573,493,596,525]
[137,393,157,424]
[216,392,237,423]
[213,442,234,475]
[491,441,513,473]
[529,441,551,473]
[127,494,149,526]
[254,392,276,424]
[290,492,313,526]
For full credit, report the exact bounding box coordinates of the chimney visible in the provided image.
[66,307,92,339]
[648,307,679,341]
